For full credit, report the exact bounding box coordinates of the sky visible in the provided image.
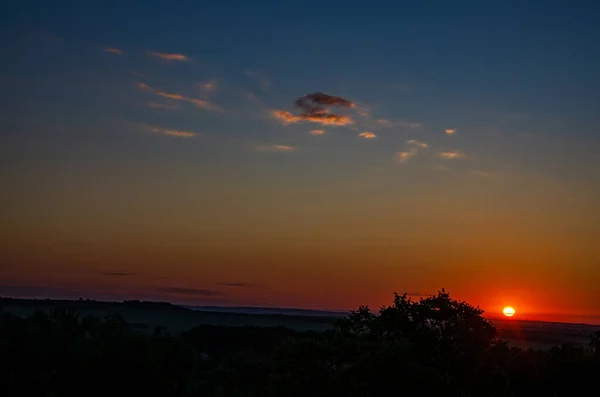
[1,0,600,323]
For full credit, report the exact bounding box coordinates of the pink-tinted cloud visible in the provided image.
[309,129,325,135]
[148,52,190,61]
[105,47,124,55]
[137,82,152,91]
[358,131,376,139]
[151,127,196,137]
[255,144,295,152]
[137,82,222,112]
[199,80,218,92]
[396,149,417,163]
[273,110,354,126]
[273,92,357,127]
[445,128,456,135]
[438,151,465,159]
[406,139,428,148]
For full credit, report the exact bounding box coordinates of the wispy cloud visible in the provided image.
[146,102,180,110]
[438,151,465,159]
[199,80,218,92]
[274,110,354,126]
[396,149,417,163]
[406,139,428,148]
[245,70,271,93]
[309,129,325,136]
[358,131,376,139]
[137,82,222,112]
[105,47,124,55]
[151,127,196,137]
[273,92,357,127]
[255,144,295,152]
[148,51,190,61]
[377,119,423,129]
[160,287,222,296]
[445,128,456,135]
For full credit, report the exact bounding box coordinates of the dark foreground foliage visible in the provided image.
[1,291,598,396]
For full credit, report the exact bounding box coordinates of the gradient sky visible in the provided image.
[1,0,600,323]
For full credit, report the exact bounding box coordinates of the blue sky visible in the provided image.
[1,0,599,318]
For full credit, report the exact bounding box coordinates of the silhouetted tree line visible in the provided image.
[1,291,599,396]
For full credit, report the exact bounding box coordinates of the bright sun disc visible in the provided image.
[503,306,516,317]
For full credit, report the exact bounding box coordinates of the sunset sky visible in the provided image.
[1,1,599,323]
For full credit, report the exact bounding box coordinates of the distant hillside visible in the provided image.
[0,297,190,312]
[185,305,347,317]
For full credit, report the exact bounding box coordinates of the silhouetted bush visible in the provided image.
[1,291,599,396]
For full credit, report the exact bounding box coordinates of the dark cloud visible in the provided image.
[274,92,356,126]
[218,282,273,289]
[296,92,355,110]
[160,287,223,297]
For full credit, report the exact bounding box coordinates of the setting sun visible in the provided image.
[503,306,516,317]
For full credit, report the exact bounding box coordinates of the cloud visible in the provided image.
[160,287,222,296]
[146,102,180,110]
[445,128,456,135]
[296,92,356,110]
[255,144,295,152]
[377,119,423,129]
[438,151,465,159]
[137,82,222,112]
[396,149,417,163]
[406,139,428,148]
[273,110,354,126]
[358,131,376,139]
[97,272,134,277]
[105,47,124,55]
[245,70,271,93]
[273,92,357,127]
[151,127,196,137]
[148,51,190,61]
[137,82,152,91]
[199,80,218,92]
[309,129,325,135]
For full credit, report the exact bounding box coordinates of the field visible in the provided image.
[2,297,597,350]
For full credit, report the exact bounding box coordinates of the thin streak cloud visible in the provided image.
[160,287,222,296]
[105,47,124,55]
[445,128,456,135]
[438,151,465,159]
[137,83,222,112]
[151,127,196,137]
[148,51,190,61]
[309,129,325,135]
[358,131,376,139]
[273,110,354,126]
[406,139,428,148]
[255,144,295,152]
[396,149,417,163]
